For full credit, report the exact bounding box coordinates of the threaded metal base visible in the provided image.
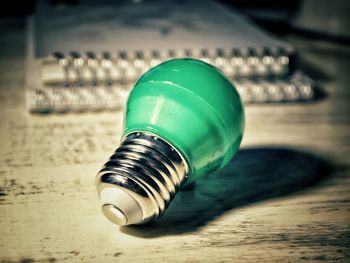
[96,132,189,225]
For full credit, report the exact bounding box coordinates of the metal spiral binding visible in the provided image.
[234,71,314,103]
[96,132,189,225]
[28,47,314,112]
[42,47,292,87]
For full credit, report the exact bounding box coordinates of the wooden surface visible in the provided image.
[0,19,349,262]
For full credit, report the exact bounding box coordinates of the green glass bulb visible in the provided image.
[96,58,244,226]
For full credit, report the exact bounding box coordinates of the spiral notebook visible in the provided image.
[26,0,315,113]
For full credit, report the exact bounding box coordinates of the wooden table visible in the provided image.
[0,19,349,262]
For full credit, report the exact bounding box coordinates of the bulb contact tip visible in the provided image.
[102,204,128,226]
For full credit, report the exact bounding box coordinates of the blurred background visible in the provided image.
[2,0,350,40]
[1,0,349,112]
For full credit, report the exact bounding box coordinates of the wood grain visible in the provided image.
[0,19,349,262]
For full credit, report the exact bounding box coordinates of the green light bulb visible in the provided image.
[96,59,244,226]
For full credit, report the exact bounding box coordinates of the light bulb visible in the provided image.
[96,58,245,226]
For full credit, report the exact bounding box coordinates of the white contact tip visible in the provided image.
[100,187,143,226]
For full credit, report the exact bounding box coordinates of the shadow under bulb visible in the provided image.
[96,58,245,226]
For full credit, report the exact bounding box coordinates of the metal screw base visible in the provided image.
[96,132,188,225]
